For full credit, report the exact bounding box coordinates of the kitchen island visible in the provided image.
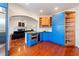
[25,31,39,47]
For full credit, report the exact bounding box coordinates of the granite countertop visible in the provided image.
[25,31,50,34]
[25,31,41,34]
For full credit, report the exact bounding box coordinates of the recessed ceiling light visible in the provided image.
[54,7,59,10]
[25,3,29,5]
[40,10,43,13]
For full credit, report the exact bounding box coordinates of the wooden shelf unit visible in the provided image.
[39,16,52,27]
[65,11,75,46]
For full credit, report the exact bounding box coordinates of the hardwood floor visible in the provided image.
[0,45,5,56]
[8,38,79,56]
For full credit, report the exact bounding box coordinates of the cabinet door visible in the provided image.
[39,17,52,27]
[52,13,65,26]
[40,32,50,41]
[52,12,65,46]
[40,32,43,41]
[40,17,46,26]
[43,32,47,41]
[45,17,50,26]
[27,34,31,47]
[31,40,38,45]
[42,32,50,41]
[48,33,53,41]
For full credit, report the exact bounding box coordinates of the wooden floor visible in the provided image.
[8,38,79,56]
[0,45,5,56]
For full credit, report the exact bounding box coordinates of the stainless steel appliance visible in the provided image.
[0,7,6,45]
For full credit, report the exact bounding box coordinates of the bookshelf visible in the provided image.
[65,11,75,46]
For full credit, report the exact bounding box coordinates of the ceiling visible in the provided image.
[11,3,79,16]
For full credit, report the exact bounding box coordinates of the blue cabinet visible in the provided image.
[25,33,38,47]
[52,13,64,26]
[51,12,65,46]
[42,32,48,41]
[40,32,51,42]
[43,32,50,41]
[40,32,43,41]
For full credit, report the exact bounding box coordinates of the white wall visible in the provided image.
[75,8,79,48]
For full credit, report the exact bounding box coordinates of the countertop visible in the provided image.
[25,31,51,34]
[25,31,41,34]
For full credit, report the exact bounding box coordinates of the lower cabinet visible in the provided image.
[25,33,38,47]
[40,32,43,41]
[40,32,51,42]
[40,31,65,46]
[43,32,50,41]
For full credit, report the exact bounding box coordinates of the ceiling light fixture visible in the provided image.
[25,3,29,5]
[40,10,43,13]
[54,7,59,10]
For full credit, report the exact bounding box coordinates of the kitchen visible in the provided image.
[8,3,79,56]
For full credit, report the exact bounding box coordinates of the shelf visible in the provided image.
[65,11,75,46]
[39,16,52,27]
[65,17,75,19]
[65,21,74,23]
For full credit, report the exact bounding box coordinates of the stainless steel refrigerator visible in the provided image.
[0,7,6,56]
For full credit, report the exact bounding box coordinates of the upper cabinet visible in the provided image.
[39,16,52,27]
[52,13,65,26]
